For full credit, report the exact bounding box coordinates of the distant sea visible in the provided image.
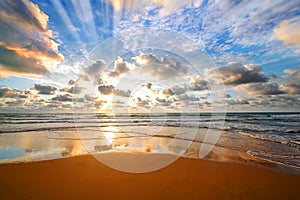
[0,112,299,173]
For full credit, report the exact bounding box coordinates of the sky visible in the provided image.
[0,0,299,113]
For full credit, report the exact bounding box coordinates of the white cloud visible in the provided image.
[109,0,194,16]
[109,57,132,77]
[279,68,300,94]
[0,0,63,77]
[271,19,300,46]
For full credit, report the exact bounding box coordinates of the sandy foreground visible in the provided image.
[0,153,299,200]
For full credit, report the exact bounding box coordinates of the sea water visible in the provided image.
[0,112,299,173]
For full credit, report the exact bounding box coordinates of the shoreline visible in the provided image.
[0,153,299,200]
[1,147,299,175]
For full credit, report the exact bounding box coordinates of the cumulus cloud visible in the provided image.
[51,94,73,102]
[60,86,84,94]
[134,54,188,80]
[179,94,199,102]
[280,84,300,94]
[155,97,173,106]
[97,84,131,97]
[82,60,105,84]
[0,0,63,77]
[189,75,208,91]
[170,85,186,95]
[113,89,131,97]
[162,88,174,96]
[134,97,151,108]
[0,86,30,98]
[33,84,57,95]
[207,62,268,86]
[248,95,300,110]
[226,96,249,105]
[236,83,285,96]
[98,85,115,95]
[109,57,131,77]
[84,94,98,102]
[280,68,300,94]
[5,99,25,106]
[271,19,300,46]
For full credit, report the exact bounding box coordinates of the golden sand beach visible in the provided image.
[0,153,299,200]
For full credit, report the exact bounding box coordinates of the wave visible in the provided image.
[238,131,300,148]
[246,150,300,170]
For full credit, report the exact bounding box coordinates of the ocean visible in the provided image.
[0,112,299,173]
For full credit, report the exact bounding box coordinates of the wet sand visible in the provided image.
[0,153,299,200]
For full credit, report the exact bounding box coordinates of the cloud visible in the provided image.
[0,86,30,98]
[84,94,98,102]
[155,97,173,106]
[113,89,131,97]
[97,84,131,97]
[208,62,268,86]
[68,80,75,85]
[60,86,84,94]
[109,0,146,11]
[219,91,231,99]
[109,57,131,77]
[271,19,300,46]
[82,60,105,84]
[98,85,115,95]
[280,84,300,94]
[0,0,63,77]
[279,68,300,94]
[153,0,193,16]
[249,95,300,110]
[179,94,199,102]
[226,96,249,105]
[236,83,285,96]
[51,94,73,102]
[162,88,174,96]
[170,85,186,95]
[189,75,208,91]
[109,0,193,16]
[134,54,188,80]
[134,97,151,108]
[33,84,57,95]
[5,99,25,106]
